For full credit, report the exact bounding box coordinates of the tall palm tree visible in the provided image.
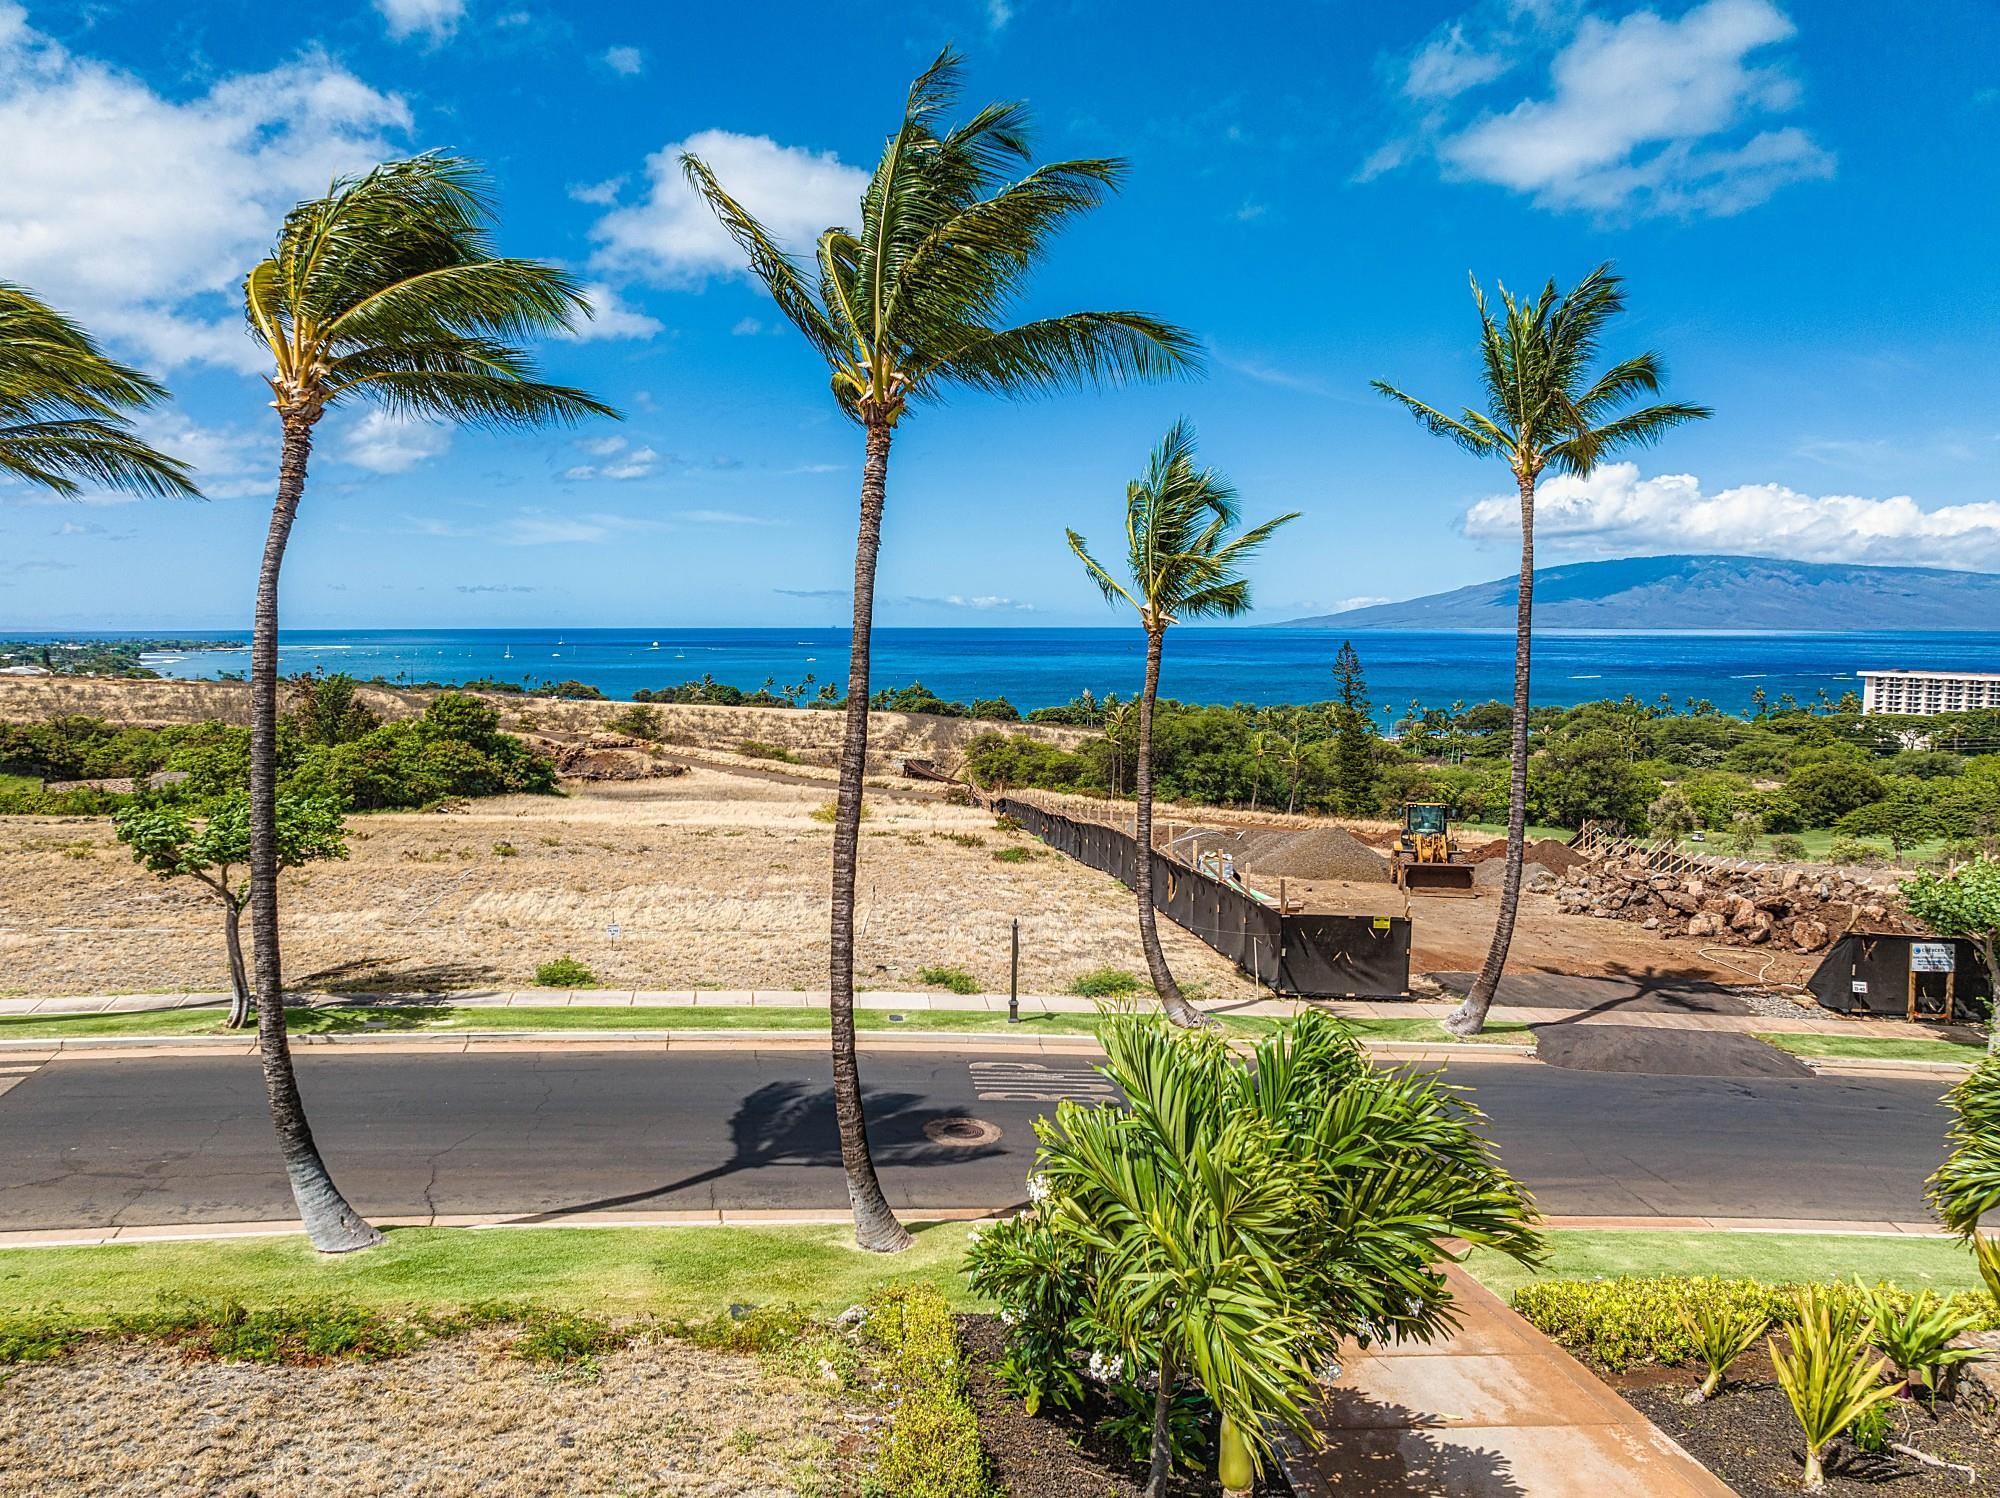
[241,154,616,1252]
[683,50,1194,1251]
[1,283,198,499]
[1069,420,1296,1027]
[1374,264,1708,1035]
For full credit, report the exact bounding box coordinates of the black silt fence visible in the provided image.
[999,798,1410,999]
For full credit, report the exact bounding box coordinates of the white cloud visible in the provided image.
[337,410,451,474]
[569,176,624,206]
[677,508,773,525]
[908,594,1036,612]
[1404,22,1509,100]
[565,282,664,342]
[603,45,643,76]
[986,0,1014,31]
[375,0,464,42]
[731,316,765,336]
[0,6,408,370]
[578,435,630,457]
[563,443,659,481]
[1374,0,1831,218]
[1462,462,2000,570]
[497,510,667,545]
[590,128,867,284]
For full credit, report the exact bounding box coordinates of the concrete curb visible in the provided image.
[1801,1054,1979,1078]
[0,1029,1543,1063]
[0,1211,1951,1254]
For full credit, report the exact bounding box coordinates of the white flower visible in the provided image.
[1087,1350,1125,1384]
[964,1227,983,1247]
[1026,1173,1052,1204]
[999,1308,1020,1327]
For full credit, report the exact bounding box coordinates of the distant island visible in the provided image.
[1280,555,2000,631]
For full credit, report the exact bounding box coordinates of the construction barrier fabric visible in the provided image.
[999,798,1410,998]
[1808,933,1992,1022]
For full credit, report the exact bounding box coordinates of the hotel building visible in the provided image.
[1859,670,2000,716]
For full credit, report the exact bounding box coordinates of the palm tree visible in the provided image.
[1103,698,1136,796]
[1,283,197,499]
[1246,730,1269,812]
[683,50,1194,1251]
[240,154,615,1251]
[1374,264,1709,1035]
[1068,421,1296,1027]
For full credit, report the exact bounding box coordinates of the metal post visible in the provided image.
[1008,918,1020,1023]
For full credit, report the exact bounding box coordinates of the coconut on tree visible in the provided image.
[1373,265,1709,1035]
[239,154,617,1251]
[1067,420,1296,1027]
[682,49,1195,1250]
[0,282,197,499]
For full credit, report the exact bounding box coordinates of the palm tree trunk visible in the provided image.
[223,893,251,1030]
[830,419,912,1253]
[1143,1346,1178,1498]
[250,412,379,1252]
[1135,626,1202,1028]
[1451,467,1537,1037]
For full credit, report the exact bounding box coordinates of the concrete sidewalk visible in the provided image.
[0,984,1962,1040]
[1279,1264,1729,1497]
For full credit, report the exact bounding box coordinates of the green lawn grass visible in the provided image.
[1453,821,1577,846]
[0,1223,983,1323]
[0,772,38,796]
[1465,1229,1983,1299]
[0,1005,1534,1047]
[1759,1031,1984,1066]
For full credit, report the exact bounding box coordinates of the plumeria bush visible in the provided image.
[965,1009,1540,1493]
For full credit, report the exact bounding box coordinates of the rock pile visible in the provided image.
[527,734,690,782]
[1551,857,1913,952]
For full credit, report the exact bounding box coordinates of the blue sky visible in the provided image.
[1,0,1995,629]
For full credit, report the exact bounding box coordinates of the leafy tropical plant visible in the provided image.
[682,48,1193,1251]
[1681,1298,1767,1404]
[1068,421,1296,1026]
[113,796,348,1028]
[0,281,198,500]
[1768,1285,1904,1493]
[1859,1280,1986,1406]
[967,1010,1539,1495]
[1373,265,1709,1034]
[238,152,615,1251]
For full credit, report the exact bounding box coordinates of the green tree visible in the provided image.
[1373,265,1709,1035]
[1330,641,1376,815]
[0,282,198,499]
[683,50,1192,1252]
[1531,732,1659,830]
[967,1010,1538,1495]
[1648,787,1697,838]
[1068,421,1296,1027]
[288,672,378,746]
[1787,759,1887,827]
[239,154,615,1252]
[1903,857,2000,1051]
[113,796,348,1029]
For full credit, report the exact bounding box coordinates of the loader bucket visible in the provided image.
[1396,860,1476,895]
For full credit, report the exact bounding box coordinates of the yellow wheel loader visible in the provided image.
[1390,802,1476,894]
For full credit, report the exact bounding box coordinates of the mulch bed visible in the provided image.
[1609,1353,1997,1497]
[960,1314,1292,1497]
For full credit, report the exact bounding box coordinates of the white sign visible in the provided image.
[606,922,622,940]
[1910,942,1955,973]
[1851,980,1869,994]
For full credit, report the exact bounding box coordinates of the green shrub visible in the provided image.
[811,800,869,823]
[605,704,664,740]
[1682,1298,1767,1403]
[0,1312,84,1364]
[1513,1275,2000,1373]
[1861,1280,1986,1402]
[932,831,984,849]
[533,956,598,989]
[1769,834,1809,860]
[737,740,799,763]
[1067,967,1141,999]
[917,965,980,996]
[864,1286,991,1498]
[510,1309,635,1376]
[492,841,517,858]
[990,846,1032,864]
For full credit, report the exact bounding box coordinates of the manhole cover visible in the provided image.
[924,1117,1002,1148]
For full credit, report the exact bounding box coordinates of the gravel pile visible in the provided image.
[1230,826,1390,883]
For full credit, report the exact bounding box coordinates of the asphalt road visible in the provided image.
[0,1048,1956,1230]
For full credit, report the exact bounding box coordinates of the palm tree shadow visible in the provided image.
[504,1080,1004,1223]
[1275,1394,1530,1497]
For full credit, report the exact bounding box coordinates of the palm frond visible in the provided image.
[680,153,849,369]
[921,311,1198,398]
[0,418,201,498]
[1545,400,1714,477]
[1370,381,1502,459]
[1066,528,1139,614]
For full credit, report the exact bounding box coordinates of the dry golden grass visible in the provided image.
[0,675,1087,777]
[0,768,1259,1000]
[0,1333,865,1498]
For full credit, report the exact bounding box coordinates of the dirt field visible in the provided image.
[0,768,1268,999]
[0,1333,865,1498]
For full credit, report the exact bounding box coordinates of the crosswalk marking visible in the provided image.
[0,1058,48,1098]
[968,1059,1120,1103]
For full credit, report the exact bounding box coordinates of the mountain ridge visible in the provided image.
[1279,555,2000,632]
